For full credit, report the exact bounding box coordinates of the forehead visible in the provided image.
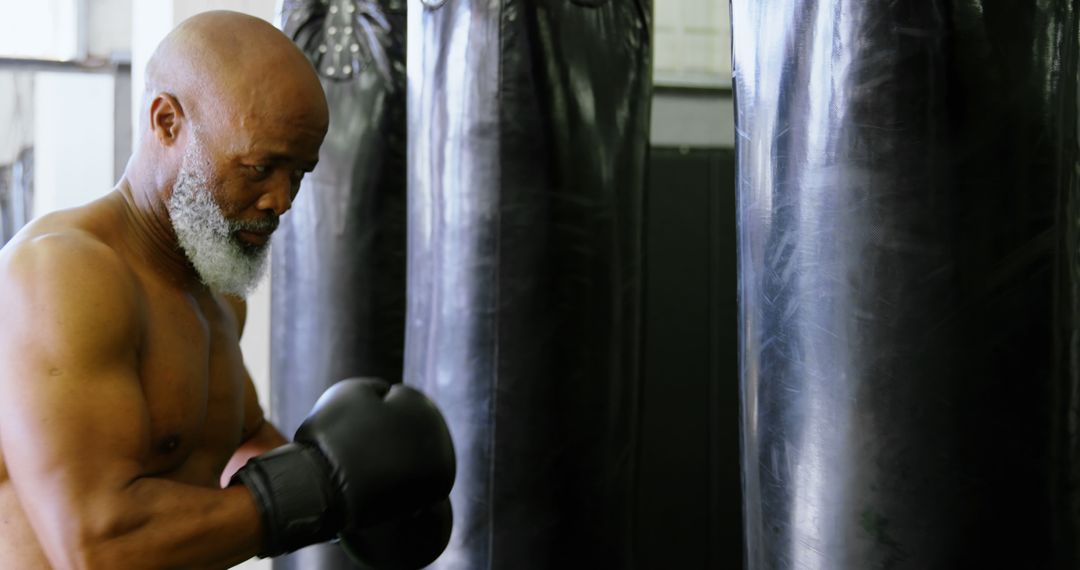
[195,64,328,156]
[205,103,326,164]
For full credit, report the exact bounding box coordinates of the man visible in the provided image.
[0,11,453,570]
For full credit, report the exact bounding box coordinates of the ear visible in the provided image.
[148,93,184,146]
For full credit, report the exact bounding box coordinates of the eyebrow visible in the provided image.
[256,153,319,171]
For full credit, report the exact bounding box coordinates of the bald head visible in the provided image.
[131,9,328,210]
[142,10,328,138]
[123,11,329,294]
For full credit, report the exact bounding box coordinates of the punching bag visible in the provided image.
[406,1,652,568]
[271,1,407,568]
[733,2,1080,569]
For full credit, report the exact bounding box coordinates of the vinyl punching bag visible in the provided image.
[271,1,407,568]
[733,2,1080,568]
[406,1,652,568]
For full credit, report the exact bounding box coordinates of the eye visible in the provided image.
[246,164,273,181]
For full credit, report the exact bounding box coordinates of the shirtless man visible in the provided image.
[0,11,454,570]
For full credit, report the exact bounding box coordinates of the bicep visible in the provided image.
[0,237,152,557]
[0,336,151,493]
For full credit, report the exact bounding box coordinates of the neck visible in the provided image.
[113,169,206,292]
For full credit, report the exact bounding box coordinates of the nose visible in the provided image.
[255,178,294,216]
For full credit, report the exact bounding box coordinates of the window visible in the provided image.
[654,0,730,89]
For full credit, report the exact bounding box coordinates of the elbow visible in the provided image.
[77,516,148,570]
[66,544,125,570]
[45,512,143,570]
[44,539,124,570]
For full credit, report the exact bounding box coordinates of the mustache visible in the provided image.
[231,215,279,234]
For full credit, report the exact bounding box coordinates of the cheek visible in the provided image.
[212,175,255,216]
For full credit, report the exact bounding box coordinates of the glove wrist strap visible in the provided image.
[231,442,344,557]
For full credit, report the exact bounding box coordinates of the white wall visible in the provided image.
[88,0,133,58]
[0,0,81,60]
[33,72,118,213]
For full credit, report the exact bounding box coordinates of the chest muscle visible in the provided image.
[137,291,246,485]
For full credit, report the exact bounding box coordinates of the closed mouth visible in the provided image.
[236,229,272,246]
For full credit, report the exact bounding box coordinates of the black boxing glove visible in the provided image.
[339,498,453,570]
[230,378,456,558]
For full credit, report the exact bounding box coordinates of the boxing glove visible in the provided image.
[339,497,453,570]
[231,378,456,558]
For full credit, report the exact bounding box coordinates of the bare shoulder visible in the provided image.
[0,228,143,355]
[0,227,138,299]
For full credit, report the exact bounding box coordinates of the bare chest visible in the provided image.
[137,287,247,486]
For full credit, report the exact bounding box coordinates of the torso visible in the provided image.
[0,193,252,567]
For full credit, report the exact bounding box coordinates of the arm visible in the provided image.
[218,295,288,488]
[0,235,262,570]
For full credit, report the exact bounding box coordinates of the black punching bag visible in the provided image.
[271,1,407,568]
[733,2,1080,569]
[405,1,652,568]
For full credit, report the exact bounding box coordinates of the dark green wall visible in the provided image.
[636,147,740,569]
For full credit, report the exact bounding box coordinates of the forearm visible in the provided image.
[75,478,262,570]
[28,419,289,569]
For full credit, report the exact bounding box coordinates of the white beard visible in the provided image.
[167,135,275,298]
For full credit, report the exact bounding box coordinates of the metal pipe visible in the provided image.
[0,57,128,74]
